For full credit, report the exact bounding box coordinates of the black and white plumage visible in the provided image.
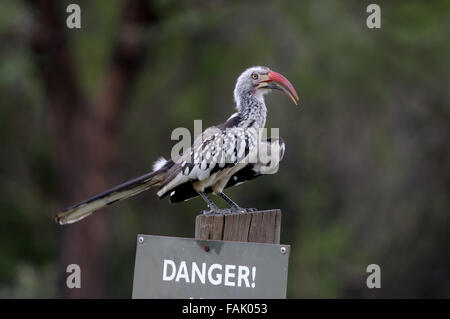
[54,66,298,225]
[166,137,285,203]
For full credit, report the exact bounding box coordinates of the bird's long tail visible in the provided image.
[54,158,172,225]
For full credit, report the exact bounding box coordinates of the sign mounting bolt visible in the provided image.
[280,246,287,254]
[138,236,144,244]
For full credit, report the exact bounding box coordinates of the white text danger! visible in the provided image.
[162,259,256,288]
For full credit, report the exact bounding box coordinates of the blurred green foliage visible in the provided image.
[0,0,449,298]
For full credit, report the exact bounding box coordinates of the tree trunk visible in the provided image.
[27,0,157,298]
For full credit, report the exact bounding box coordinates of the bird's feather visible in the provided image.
[54,160,174,225]
[166,138,285,203]
[156,120,258,197]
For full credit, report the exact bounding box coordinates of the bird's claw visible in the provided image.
[202,207,258,215]
[236,207,257,213]
[202,208,233,215]
[229,206,258,214]
[202,209,220,215]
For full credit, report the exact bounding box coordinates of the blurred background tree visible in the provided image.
[0,0,449,298]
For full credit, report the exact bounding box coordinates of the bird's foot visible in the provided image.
[202,207,258,215]
[202,208,234,215]
[229,206,258,214]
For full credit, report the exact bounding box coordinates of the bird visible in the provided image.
[54,66,298,225]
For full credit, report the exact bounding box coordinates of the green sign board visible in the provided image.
[132,235,290,299]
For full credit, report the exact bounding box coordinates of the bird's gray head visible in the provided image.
[233,66,299,111]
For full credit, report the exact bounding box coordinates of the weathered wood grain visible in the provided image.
[195,209,281,244]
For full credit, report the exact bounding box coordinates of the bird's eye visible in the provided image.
[251,73,259,80]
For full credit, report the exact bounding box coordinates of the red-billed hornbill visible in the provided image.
[54,66,298,225]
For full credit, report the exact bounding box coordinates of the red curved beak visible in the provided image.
[267,71,299,105]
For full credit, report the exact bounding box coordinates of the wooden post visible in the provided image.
[195,209,281,244]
